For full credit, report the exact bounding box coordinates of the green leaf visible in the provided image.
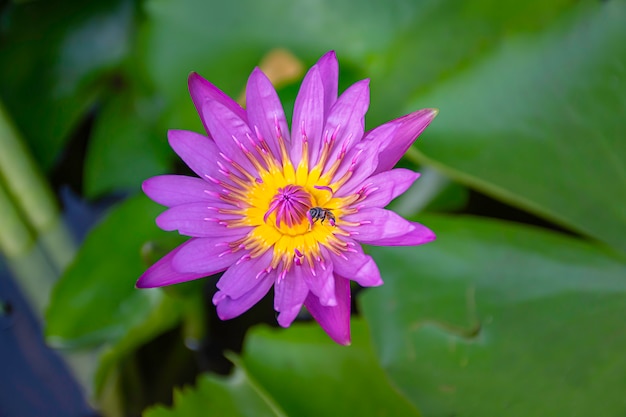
[143,367,286,417]
[93,291,183,397]
[145,322,422,417]
[84,88,171,198]
[365,0,576,124]
[45,194,185,347]
[360,215,626,417]
[241,321,421,417]
[408,1,626,254]
[0,0,135,170]
[389,167,469,215]
[138,0,578,136]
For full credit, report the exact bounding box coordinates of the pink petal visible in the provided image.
[352,169,421,208]
[329,117,405,196]
[214,269,276,320]
[216,251,273,299]
[156,202,252,238]
[202,100,261,176]
[293,259,336,307]
[371,109,438,174]
[326,244,383,287]
[168,130,221,179]
[142,175,216,208]
[316,51,339,117]
[245,68,290,160]
[343,208,436,246]
[171,237,242,274]
[331,138,382,195]
[136,241,211,288]
[317,79,370,171]
[290,65,324,166]
[274,271,309,328]
[188,72,247,135]
[304,275,351,345]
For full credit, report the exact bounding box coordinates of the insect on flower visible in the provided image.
[137,50,438,345]
[307,207,336,227]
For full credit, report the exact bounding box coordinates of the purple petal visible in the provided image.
[216,251,273,299]
[188,72,247,135]
[326,244,382,287]
[136,241,211,288]
[304,275,351,345]
[214,269,276,320]
[202,100,261,176]
[371,109,438,174]
[351,169,421,208]
[290,65,324,166]
[317,79,370,171]
[171,237,242,274]
[156,202,252,238]
[246,68,290,160]
[293,259,336,307]
[343,208,436,246]
[168,130,221,180]
[331,138,382,195]
[316,51,339,117]
[142,175,217,208]
[274,271,309,327]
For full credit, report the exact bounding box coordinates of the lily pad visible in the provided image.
[360,214,626,416]
[409,2,626,254]
[241,321,421,417]
[138,0,578,134]
[143,366,285,417]
[46,194,185,347]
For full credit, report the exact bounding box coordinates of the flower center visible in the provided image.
[263,185,311,228]
[221,135,355,272]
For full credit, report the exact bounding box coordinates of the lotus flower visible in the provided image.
[137,51,437,345]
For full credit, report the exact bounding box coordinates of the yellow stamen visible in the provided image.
[234,149,350,273]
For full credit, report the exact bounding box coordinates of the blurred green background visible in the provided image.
[1,0,625,416]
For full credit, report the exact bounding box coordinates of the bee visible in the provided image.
[307,207,336,227]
